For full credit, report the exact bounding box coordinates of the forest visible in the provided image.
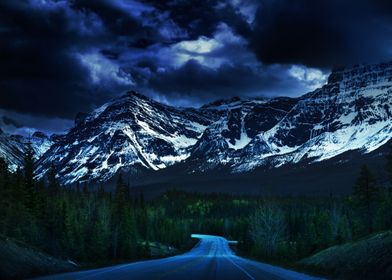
[0,145,391,266]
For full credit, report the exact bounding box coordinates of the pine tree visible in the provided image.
[97,184,105,199]
[47,164,60,196]
[0,158,9,231]
[112,173,134,259]
[137,191,148,241]
[12,167,25,204]
[0,157,8,185]
[23,145,37,214]
[353,165,378,234]
[90,198,111,260]
[386,146,392,190]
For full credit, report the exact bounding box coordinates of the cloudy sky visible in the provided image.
[1,0,392,135]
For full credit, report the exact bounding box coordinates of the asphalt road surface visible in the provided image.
[33,234,323,280]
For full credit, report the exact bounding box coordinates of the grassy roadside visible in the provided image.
[230,244,327,279]
[231,231,392,280]
[0,235,77,279]
[0,235,198,279]
[299,231,392,280]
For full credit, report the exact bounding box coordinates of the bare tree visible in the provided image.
[249,203,286,256]
[330,203,342,240]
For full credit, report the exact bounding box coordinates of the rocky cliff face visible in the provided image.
[188,97,298,171]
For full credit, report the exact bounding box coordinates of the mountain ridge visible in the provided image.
[0,61,391,189]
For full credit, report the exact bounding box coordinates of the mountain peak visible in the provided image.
[121,90,151,102]
[32,131,48,139]
[36,89,215,185]
[327,61,392,84]
[201,96,244,109]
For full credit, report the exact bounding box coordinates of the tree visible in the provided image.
[386,146,392,190]
[114,173,131,217]
[0,158,9,231]
[47,164,60,196]
[112,173,136,259]
[353,165,378,234]
[137,191,148,241]
[23,145,37,214]
[0,157,8,185]
[330,203,342,241]
[90,199,111,260]
[314,210,332,247]
[249,203,286,257]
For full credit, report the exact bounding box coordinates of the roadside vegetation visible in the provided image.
[0,234,77,279]
[299,231,392,279]
[0,146,391,278]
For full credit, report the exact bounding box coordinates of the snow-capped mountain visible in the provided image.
[230,62,392,172]
[185,62,392,173]
[0,130,53,170]
[5,61,391,186]
[37,91,216,184]
[189,97,298,170]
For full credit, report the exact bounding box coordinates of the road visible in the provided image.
[33,234,323,280]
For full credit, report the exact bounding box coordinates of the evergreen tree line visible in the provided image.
[0,147,190,263]
[0,146,391,265]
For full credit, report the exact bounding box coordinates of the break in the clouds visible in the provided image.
[0,0,391,134]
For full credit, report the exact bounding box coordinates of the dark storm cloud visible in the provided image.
[69,0,169,47]
[250,0,392,68]
[0,0,131,119]
[143,0,251,40]
[2,116,22,128]
[145,59,321,106]
[0,0,194,122]
[1,0,392,135]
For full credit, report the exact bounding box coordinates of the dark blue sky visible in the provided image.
[1,0,392,135]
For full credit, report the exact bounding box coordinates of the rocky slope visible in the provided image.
[0,130,53,171]
[188,97,299,171]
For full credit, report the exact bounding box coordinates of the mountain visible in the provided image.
[36,91,217,185]
[188,97,299,171]
[220,62,392,173]
[175,62,391,175]
[0,130,53,171]
[6,61,391,190]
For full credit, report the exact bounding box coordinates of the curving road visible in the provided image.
[33,234,323,280]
